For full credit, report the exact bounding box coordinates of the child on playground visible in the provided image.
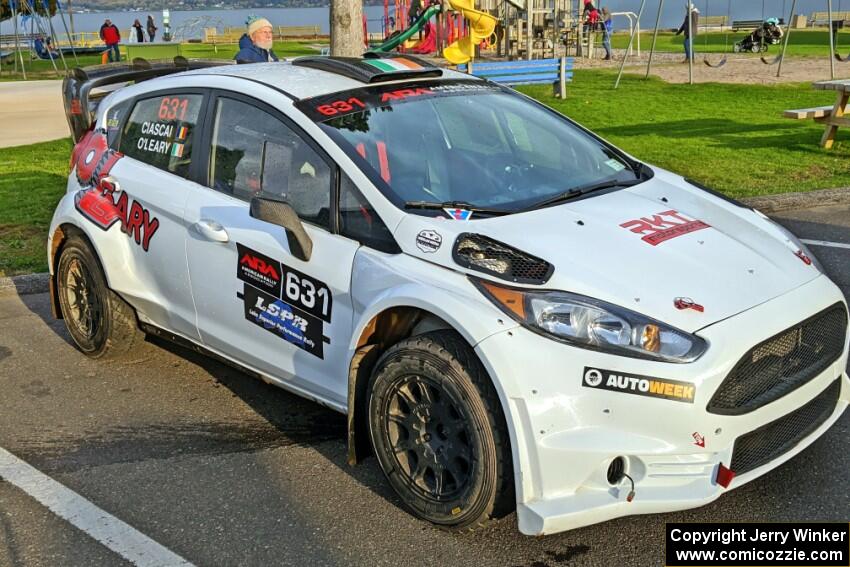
[601,7,612,60]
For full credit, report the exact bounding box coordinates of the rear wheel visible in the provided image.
[367,331,513,530]
[56,235,143,359]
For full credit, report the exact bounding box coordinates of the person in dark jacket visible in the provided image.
[234,16,279,64]
[675,4,699,62]
[99,19,121,62]
[146,15,157,42]
[132,19,145,43]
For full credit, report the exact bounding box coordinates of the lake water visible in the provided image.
[0,1,843,38]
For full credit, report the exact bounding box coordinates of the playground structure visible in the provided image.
[373,0,588,62]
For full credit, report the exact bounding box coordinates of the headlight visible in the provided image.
[473,279,707,363]
[753,209,823,273]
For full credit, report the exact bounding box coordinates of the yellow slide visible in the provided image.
[442,0,497,65]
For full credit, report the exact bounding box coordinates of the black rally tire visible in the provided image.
[56,235,143,359]
[367,330,514,530]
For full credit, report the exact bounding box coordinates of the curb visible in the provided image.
[0,273,49,297]
[1,188,848,298]
[741,186,850,213]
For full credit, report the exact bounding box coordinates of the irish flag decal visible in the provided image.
[363,57,423,72]
[171,143,185,158]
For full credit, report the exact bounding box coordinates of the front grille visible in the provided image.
[730,379,840,475]
[708,303,847,415]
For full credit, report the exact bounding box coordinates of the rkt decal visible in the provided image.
[72,131,160,251]
[620,209,710,246]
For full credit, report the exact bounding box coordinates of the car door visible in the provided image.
[183,92,360,406]
[103,89,207,340]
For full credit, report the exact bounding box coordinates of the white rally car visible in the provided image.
[50,55,848,535]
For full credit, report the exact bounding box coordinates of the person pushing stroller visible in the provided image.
[734,18,783,53]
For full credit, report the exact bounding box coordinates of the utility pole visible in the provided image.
[68,0,75,36]
[330,0,364,56]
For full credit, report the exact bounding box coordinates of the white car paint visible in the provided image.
[49,60,850,536]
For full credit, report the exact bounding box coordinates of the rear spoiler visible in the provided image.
[62,56,234,142]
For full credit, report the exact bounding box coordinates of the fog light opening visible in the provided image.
[607,456,626,485]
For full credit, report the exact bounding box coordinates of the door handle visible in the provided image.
[193,219,229,243]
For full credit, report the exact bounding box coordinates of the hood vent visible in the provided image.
[453,233,553,285]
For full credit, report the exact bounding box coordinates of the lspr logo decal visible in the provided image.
[620,210,710,246]
[582,366,696,404]
[242,284,326,359]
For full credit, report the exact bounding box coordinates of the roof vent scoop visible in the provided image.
[453,233,553,285]
[291,55,442,83]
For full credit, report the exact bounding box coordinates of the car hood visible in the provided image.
[393,169,820,333]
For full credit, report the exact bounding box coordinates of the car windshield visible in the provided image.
[302,80,643,215]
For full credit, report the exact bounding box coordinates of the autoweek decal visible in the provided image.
[582,367,696,404]
[236,244,331,359]
[71,130,160,251]
[620,209,710,246]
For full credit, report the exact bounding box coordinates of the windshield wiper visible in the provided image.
[404,200,513,217]
[522,179,641,212]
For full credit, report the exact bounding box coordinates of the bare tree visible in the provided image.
[330,0,364,56]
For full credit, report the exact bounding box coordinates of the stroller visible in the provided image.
[734,18,783,53]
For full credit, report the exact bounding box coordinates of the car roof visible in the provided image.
[179,59,476,100]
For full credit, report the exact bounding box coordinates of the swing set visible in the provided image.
[1,0,77,79]
[614,0,850,89]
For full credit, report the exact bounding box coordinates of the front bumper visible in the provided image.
[474,275,849,535]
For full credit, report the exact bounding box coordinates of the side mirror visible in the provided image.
[249,195,313,262]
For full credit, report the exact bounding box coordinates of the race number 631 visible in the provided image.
[283,271,331,322]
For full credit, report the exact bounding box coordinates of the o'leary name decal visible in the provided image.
[236,243,332,358]
[71,130,160,251]
[620,209,710,246]
[582,366,696,403]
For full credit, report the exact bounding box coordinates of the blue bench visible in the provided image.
[458,57,574,98]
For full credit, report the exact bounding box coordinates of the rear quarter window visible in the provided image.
[118,93,204,179]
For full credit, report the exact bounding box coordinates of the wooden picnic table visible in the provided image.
[783,79,850,148]
[812,79,850,149]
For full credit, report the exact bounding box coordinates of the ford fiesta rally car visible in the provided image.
[50,55,849,535]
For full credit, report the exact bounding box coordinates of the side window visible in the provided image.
[209,97,332,230]
[105,100,131,149]
[339,173,399,254]
[119,93,203,179]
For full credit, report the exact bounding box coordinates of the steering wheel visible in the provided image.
[503,162,535,193]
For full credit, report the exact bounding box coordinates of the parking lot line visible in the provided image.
[0,447,194,567]
[802,239,850,250]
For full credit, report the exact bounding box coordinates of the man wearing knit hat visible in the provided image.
[235,16,280,63]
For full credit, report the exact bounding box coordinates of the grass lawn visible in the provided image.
[611,29,850,57]
[0,138,72,276]
[2,68,850,275]
[0,40,322,81]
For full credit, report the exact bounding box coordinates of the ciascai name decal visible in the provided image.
[136,121,188,157]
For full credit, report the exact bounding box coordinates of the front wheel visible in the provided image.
[367,331,513,530]
[56,235,143,359]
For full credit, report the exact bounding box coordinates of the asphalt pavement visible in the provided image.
[0,204,848,567]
